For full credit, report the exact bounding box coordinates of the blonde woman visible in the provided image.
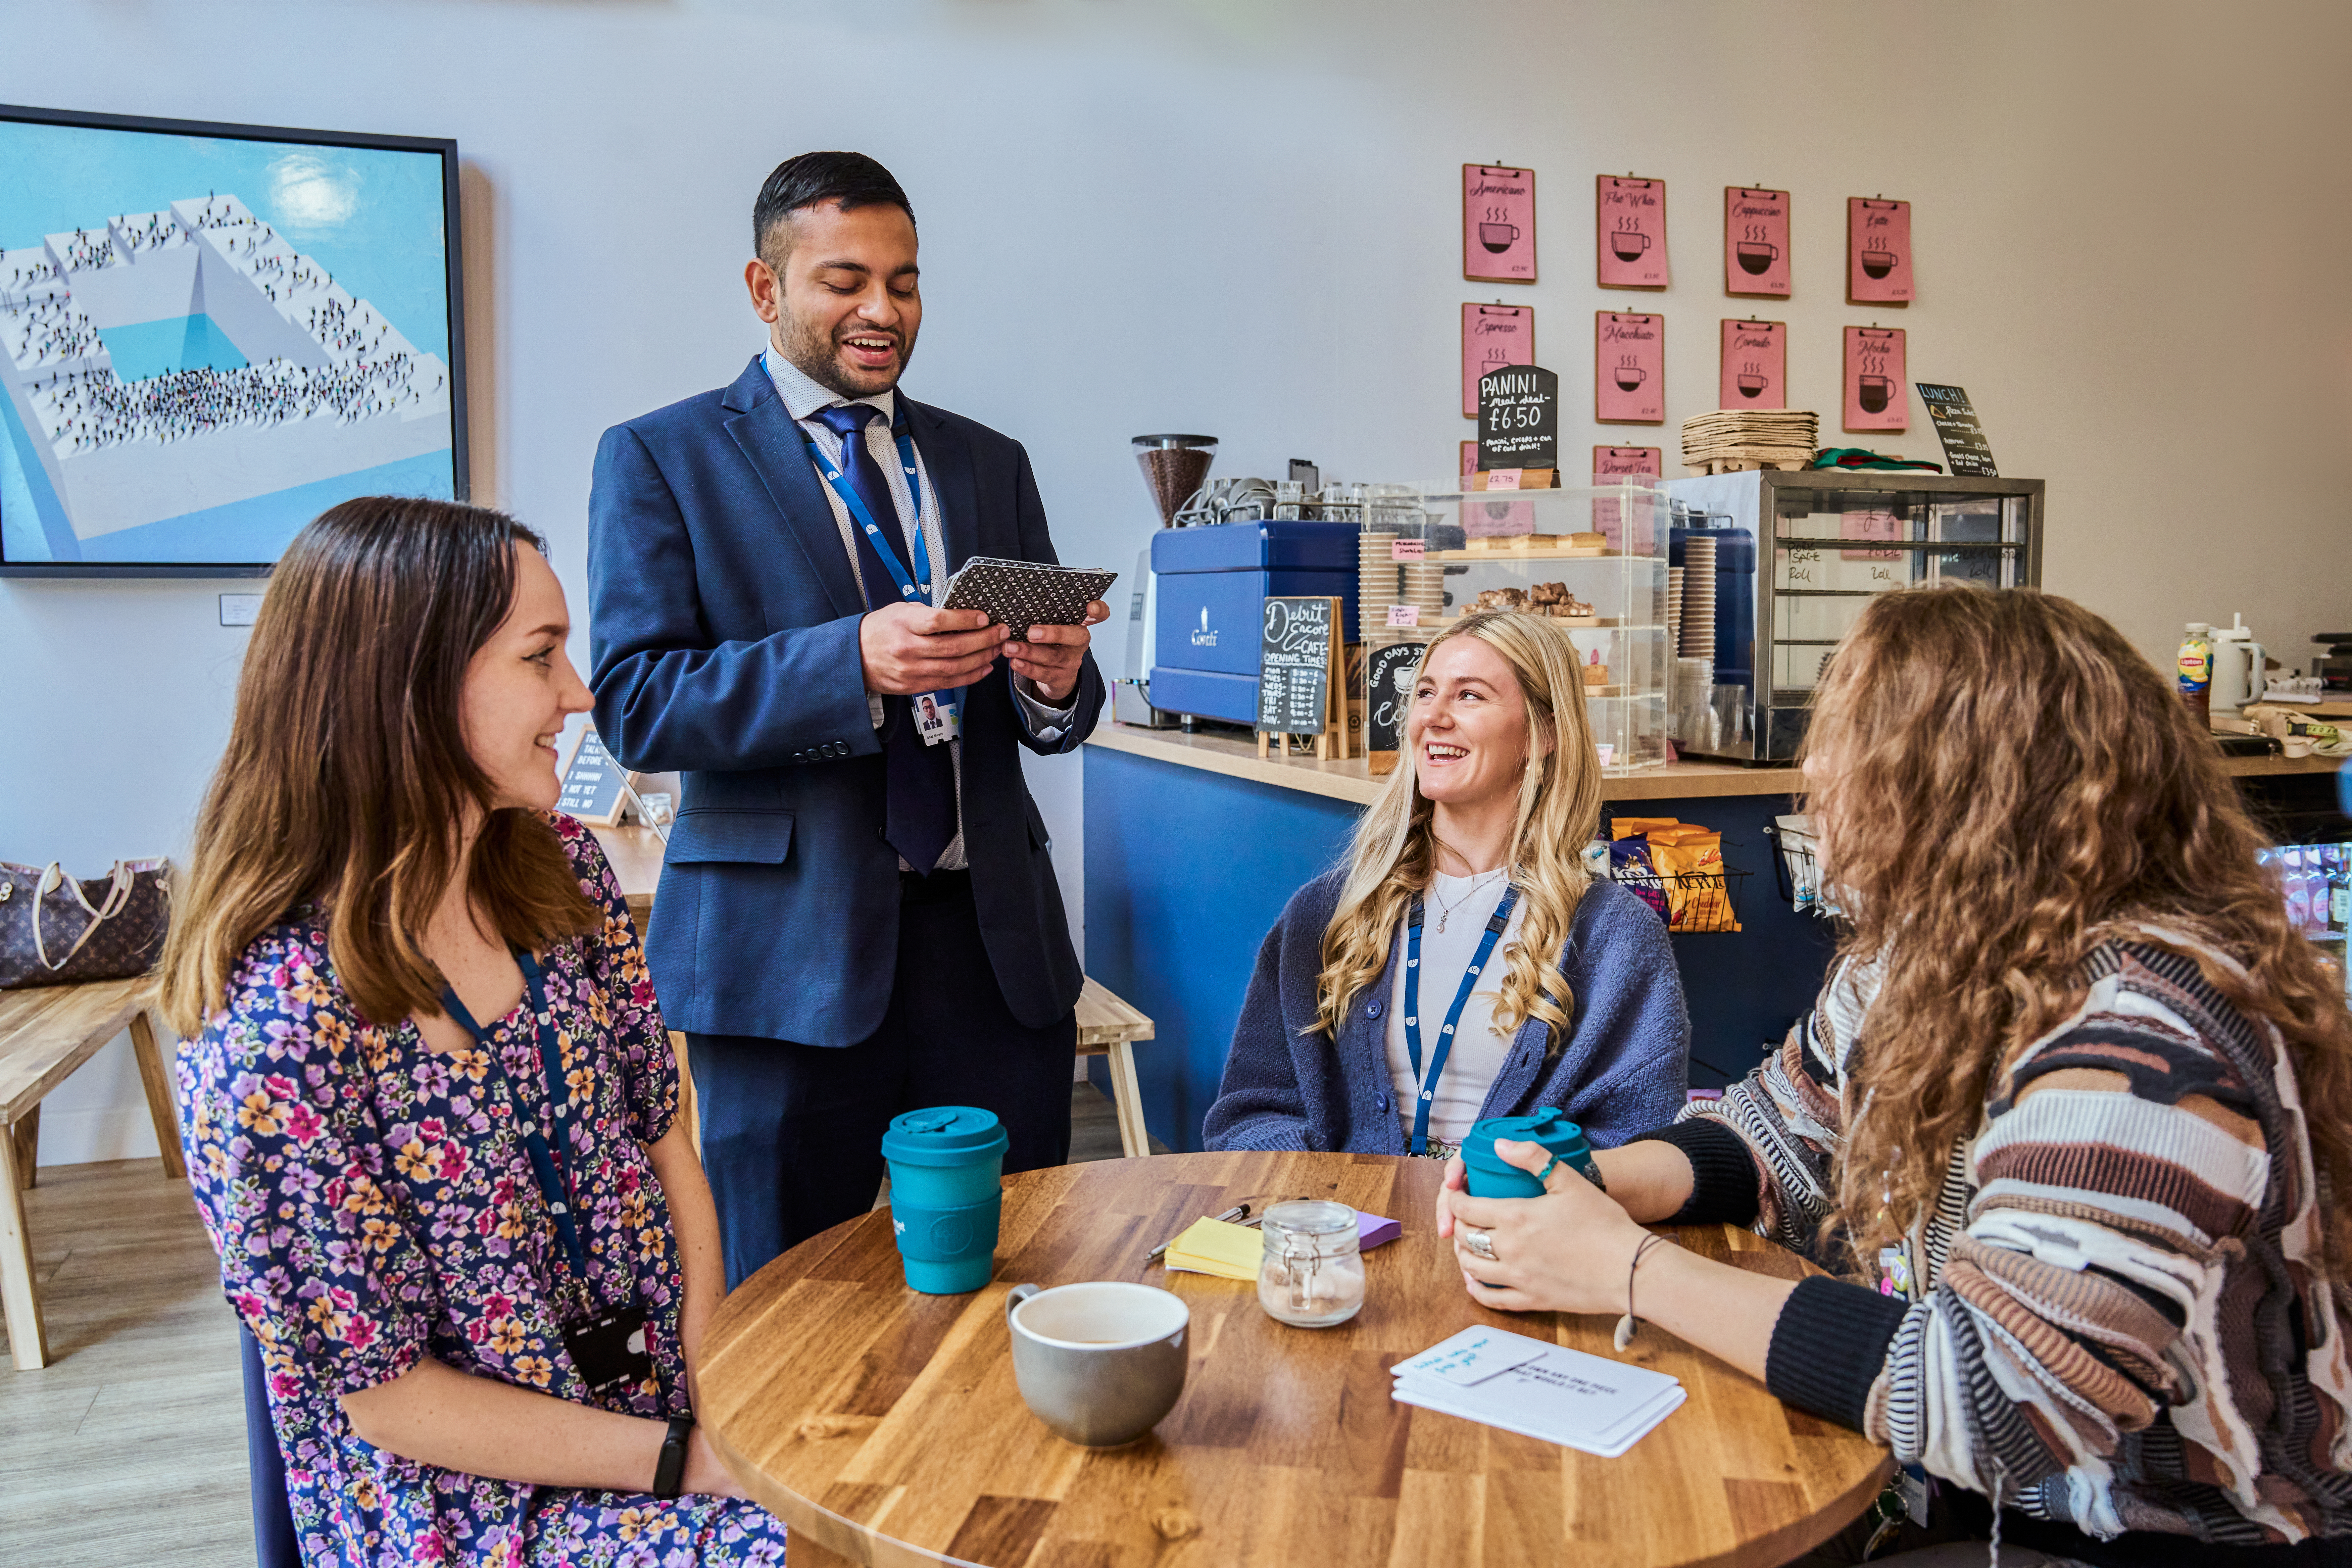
[1204,610,1688,1156]
[1441,586,2352,1566]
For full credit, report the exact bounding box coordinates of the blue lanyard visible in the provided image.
[439,951,590,1281]
[1402,884,1521,1156]
[801,422,931,604]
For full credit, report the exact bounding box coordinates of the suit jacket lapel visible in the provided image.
[721,357,864,620]
[902,397,980,573]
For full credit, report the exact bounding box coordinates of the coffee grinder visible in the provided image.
[1118,435,1219,727]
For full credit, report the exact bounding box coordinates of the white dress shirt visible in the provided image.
[761,349,1075,871]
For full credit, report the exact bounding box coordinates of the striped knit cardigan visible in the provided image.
[1645,930,2352,1558]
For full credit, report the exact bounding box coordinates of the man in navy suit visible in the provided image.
[588,152,1106,1286]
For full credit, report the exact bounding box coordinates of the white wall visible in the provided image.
[8,0,2349,1163]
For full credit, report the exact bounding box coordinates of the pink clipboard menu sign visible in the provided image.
[1463,164,1536,284]
[1843,326,1908,432]
[1462,303,1533,419]
[1590,446,1662,549]
[1595,311,1664,424]
[1847,198,1914,304]
[1724,187,1790,298]
[1596,176,1668,289]
[1719,319,1787,409]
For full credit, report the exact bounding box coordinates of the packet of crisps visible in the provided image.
[1648,825,1741,932]
[1608,834,1670,923]
[1610,817,1681,840]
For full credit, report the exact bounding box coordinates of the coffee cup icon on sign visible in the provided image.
[1735,241,1779,275]
[1857,375,1893,413]
[1737,373,1769,399]
[1610,231,1652,262]
[1614,365,1650,392]
[1479,222,1520,253]
[1861,249,1898,279]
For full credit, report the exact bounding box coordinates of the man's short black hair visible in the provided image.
[753,152,915,263]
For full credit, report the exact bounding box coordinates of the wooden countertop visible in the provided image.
[1085,723,2342,809]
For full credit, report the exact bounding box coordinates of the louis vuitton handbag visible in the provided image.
[0,858,172,990]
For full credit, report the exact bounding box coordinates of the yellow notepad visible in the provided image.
[1161,1217,1263,1282]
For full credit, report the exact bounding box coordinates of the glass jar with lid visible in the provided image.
[1256,1199,1365,1327]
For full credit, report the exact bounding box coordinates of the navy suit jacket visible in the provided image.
[587,356,1104,1046]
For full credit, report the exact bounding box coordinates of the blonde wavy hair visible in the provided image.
[1809,585,2352,1276]
[1313,610,1604,1048]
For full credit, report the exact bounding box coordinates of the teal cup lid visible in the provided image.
[1460,1107,1591,1171]
[881,1106,1010,1168]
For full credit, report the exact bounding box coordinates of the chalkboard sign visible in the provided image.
[1915,383,1997,476]
[1365,641,1427,775]
[1257,596,1339,737]
[1478,364,1559,471]
[557,727,632,827]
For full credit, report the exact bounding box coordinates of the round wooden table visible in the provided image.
[697,1152,1891,1568]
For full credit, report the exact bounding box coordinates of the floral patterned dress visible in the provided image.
[178,815,788,1567]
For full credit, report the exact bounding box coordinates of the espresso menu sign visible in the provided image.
[1477,364,1559,471]
[1916,383,1997,476]
[1461,303,1534,419]
[1258,596,1339,736]
[1365,641,1427,775]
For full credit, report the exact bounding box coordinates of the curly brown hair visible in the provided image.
[1805,585,2352,1275]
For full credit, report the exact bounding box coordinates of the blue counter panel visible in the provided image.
[1082,748,1835,1150]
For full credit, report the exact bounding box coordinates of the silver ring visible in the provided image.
[1462,1226,1497,1262]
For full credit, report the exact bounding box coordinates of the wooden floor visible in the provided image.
[0,1082,1152,1568]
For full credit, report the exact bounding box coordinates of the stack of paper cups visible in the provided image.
[1400,562,1446,629]
[1358,532,1398,639]
[1678,537,1717,661]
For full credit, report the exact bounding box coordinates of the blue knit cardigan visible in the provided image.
[1203,870,1690,1153]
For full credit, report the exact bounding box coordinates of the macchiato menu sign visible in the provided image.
[1595,311,1665,424]
[1719,319,1787,409]
[1724,187,1791,298]
[1843,327,1908,432]
[1915,383,1997,476]
[1463,164,1537,285]
[1597,176,1668,289]
[1847,198,1914,304]
[1477,364,1559,471]
[1461,303,1534,418]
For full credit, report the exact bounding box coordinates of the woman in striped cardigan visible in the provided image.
[1439,585,2352,1567]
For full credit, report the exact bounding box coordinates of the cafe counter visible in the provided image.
[1080,723,2347,1154]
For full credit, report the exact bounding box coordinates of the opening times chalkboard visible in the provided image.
[1915,383,1997,476]
[1258,596,1338,736]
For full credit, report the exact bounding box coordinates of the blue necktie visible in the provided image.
[809,402,958,874]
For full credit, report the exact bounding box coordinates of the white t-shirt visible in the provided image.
[1385,870,1531,1146]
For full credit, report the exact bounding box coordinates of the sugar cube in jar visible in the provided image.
[1257,1199,1365,1327]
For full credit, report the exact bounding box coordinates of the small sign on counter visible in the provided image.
[1366,641,1428,776]
[558,727,635,827]
[1478,364,1560,472]
[1915,383,1997,476]
[1257,595,1346,758]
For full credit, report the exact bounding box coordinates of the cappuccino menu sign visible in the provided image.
[1719,319,1787,409]
[1595,311,1664,424]
[1842,326,1908,432]
[1723,187,1791,298]
[1847,197,1915,304]
[1461,303,1534,418]
[1596,176,1668,289]
[1463,164,1536,284]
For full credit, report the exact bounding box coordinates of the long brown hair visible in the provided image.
[1315,611,1604,1048]
[160,497,598,1033]
[1807,585,2352,1274]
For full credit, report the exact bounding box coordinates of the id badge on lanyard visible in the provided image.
[441,953,653,1396]
[806,424,962,746]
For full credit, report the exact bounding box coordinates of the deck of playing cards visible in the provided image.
[1390,1327,1684,1457]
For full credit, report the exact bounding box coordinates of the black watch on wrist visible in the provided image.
[653,1414,694,1500]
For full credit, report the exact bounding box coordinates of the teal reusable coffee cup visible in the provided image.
[882,1106,1010,1294]
[1461,1107,1605,1199]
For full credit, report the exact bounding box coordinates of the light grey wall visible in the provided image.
[8,0,2349,1163]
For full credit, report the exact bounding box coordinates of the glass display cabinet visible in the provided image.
[1657,471,2046,762]
[1357,479,1671,774]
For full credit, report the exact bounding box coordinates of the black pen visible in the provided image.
[1147,1202,1252,1262]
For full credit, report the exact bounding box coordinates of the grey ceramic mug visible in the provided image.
[1004,1281,1189,1447]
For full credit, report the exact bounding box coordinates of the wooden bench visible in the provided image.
[1075,977,1155,1159]
[0,976,181,1371]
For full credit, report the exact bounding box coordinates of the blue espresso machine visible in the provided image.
[1147,520,1361,725]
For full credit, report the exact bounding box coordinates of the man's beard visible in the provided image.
[778,312,915,400]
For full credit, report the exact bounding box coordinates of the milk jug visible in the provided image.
[2209,613,2267,713]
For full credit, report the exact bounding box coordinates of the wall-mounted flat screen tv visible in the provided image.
[0,104,465,577]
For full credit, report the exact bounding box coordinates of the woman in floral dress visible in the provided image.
[161,496,789,1567]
